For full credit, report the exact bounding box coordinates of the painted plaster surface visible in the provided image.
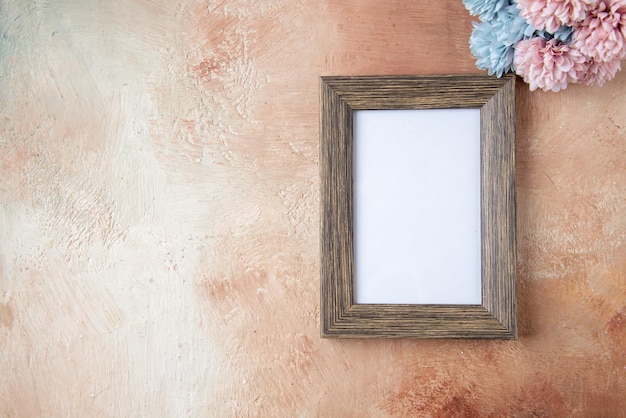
[0,0,624,416]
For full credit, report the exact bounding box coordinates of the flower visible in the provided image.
[536,25,576,42]
[514,37,587,91]
[470,21,514,76]
[516,0,591,33]
[574,0,626,62]
[463,0,512,21]
[470,5,537,76]
[578,56,623,85]
[499,4,539,43]
[463,0,626,90]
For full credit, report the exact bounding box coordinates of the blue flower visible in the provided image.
[463,0,512,22]
[537,26,575,43]
[469,5,536,77]
[470,22,514,77]
[497,5,537,45]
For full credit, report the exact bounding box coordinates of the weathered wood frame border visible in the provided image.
[320,74,517,339]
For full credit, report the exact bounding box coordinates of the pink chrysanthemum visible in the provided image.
[574,0,626,62]
[577,56,623,85]
[514,37,587,91]
[517,0,591,33]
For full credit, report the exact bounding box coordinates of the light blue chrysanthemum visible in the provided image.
[497,5,536,45]
[462,0,512,22]
[469,5,536,77]
[537,25,575,43]
[470,22,514,77]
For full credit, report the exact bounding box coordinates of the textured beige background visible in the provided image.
[1,0,624,416]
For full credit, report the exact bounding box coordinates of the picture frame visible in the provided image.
[320,74,517,339]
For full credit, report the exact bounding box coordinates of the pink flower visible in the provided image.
[574,0,626,62]
[517,0,592,32]
[577,56,623,85]
[514,37,587,91]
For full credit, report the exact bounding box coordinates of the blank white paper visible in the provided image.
[353,108,482,305]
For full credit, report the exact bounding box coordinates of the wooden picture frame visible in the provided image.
[320,74,517,339]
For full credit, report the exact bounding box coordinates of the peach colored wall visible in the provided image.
[1,0,624,416]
